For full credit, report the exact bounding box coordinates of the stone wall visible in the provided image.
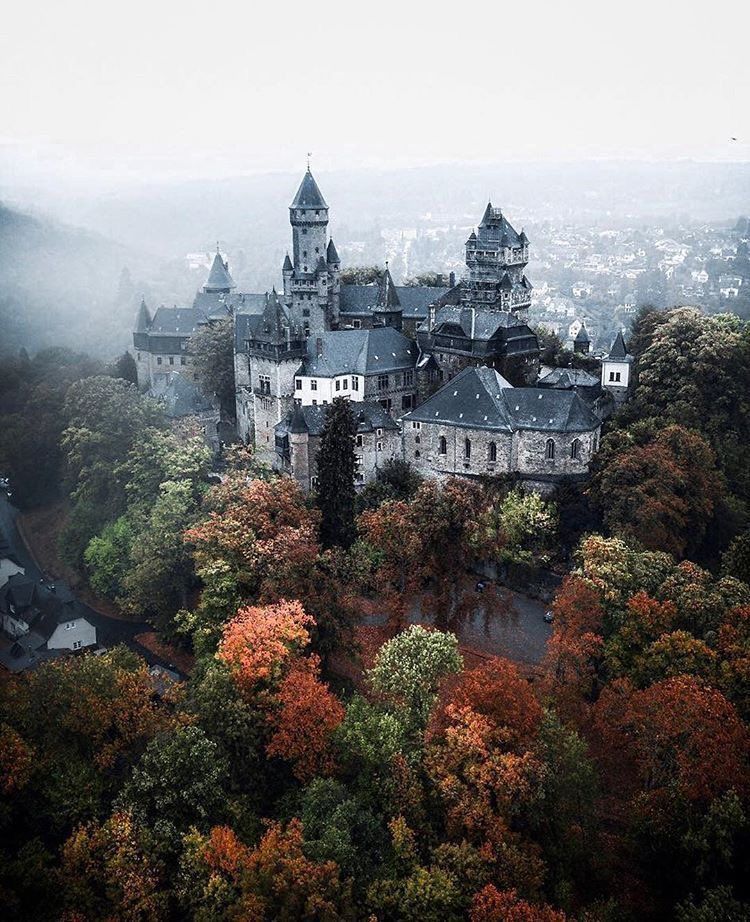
[363,372,418,420]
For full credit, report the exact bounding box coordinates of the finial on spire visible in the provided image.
[307,151,312,171]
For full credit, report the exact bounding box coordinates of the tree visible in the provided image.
[187,316,236,416]
[316,397,358,548]
[266,656,345,781]
[470,886,567,922]
[217,599,312,697]
[723,530,750,585]
[119,726,229,849]
[112,350,138,384]
[83,515,134,598]
[340,266,382,285]
[368,626,463,731]
[590,423,726,559]
[355,458,422,513]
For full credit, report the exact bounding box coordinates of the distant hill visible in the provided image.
[0,204,153,358]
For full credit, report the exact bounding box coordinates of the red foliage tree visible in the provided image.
[470,885,567,922]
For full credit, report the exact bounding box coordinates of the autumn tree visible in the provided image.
[316,397,358,548]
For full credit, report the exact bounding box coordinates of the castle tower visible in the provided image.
[246,289,307,464]
[287,167,331,337]
[462,202,532,314]
[372,264,402,330]
[573,322,591,354]
[132,297,152,387]
[601,331,633,403]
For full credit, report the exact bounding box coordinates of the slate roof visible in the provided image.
[327,238,340,264]
[149,374,216,418]
[608,331,632,360]
[291,169,328,209]
[204,251,236,292]
[375,268,401,311]
[473,202,523,249]
[135,298,151,332]
[276,400,399,438]
[283,253,293,271]
[0,575,91,644]
[538,367,600,389]
[149,307,205,336]
[574,323,590,343]
[339,284,449,320]
[405,366,600,434]
[300,328,417,377]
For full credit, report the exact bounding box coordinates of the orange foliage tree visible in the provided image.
[266,656,345,781]
[470,885,567,922]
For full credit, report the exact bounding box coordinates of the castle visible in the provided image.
[133,168,632,492]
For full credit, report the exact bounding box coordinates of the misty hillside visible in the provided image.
[0,204,157,358]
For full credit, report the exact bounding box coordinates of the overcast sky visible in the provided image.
[1,0,749,186]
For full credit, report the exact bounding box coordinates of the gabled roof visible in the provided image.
[204,251,236,292]
[608,331,630,359]
[135,298,151,332]
[423,306,538,349]
[300,328,417,377]
[276,400,399,439]
[538,367,600,389]
[405,366,600,434]
[291,169,328,209]
[339,284,449,320]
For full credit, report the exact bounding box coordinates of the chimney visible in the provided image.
[316,337,323,357]
[471,306,476,340]
[449,271,456,288]
[428,303,436,332]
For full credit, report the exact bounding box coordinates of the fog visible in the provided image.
[1,0,749,357]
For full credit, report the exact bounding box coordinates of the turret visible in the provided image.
[601,331,633,403]
[282,253,293,298]
[574,322,591,355]
[289,167,329,273]
[373,265,402,331]
[204,247,236,293]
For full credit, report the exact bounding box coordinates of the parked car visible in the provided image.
[543,610,554,624]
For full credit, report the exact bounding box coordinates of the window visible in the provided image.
[352,377,359,391]
[303,308,310,317]
[73,640,82,650]
[65,621,75,630]
[415,450,421,458]
[415,435,421,444]
[157,357,162,365]
[356,435,363,447]
[545,438,555,460]
[377,374,389,390]
[377,428,383,437]
[335,379,340,391]
[310,379,318,391]
[295,379,302,390]
[465,438,471,459]
[137,352,141,361]
[439,436,447,455]
[312,399,318,405]
[403,370,414,386]
[402,395,414,410]
[377,441,383,451]
[259,375,271,396]
[169,356,174,365]
[342,379,348,390]
[411,421,421,430]
[353,319,362,329]
[379,398,392,411]
[302,250,307,258]
[489,441,497,462]
[609,370,621,383]
[571,438,581,460]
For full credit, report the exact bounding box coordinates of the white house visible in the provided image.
[601,331,633,403]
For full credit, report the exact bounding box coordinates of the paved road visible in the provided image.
[0,493,184,674]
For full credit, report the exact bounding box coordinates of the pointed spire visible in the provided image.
[135,297,151,332]
[575,322,590,343]
[480,201,494,226]
[289,402,309,434]
[204,251,236,292]
[260,288,288,341]
[376,265,401,310]
[609,331,629,358]
[283,253,293,272]
[326,238,340,265]
[290,168,328,209]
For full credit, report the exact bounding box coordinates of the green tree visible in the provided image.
[187,316,236,416]
[316,397,358,548]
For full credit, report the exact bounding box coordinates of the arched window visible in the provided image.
[439,436,447,455]
[465,438,471,459]
[488,441,497,462]
[571,438,581,460]
[545,438,555,460]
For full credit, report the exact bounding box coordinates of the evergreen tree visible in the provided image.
[316,398,357,548]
